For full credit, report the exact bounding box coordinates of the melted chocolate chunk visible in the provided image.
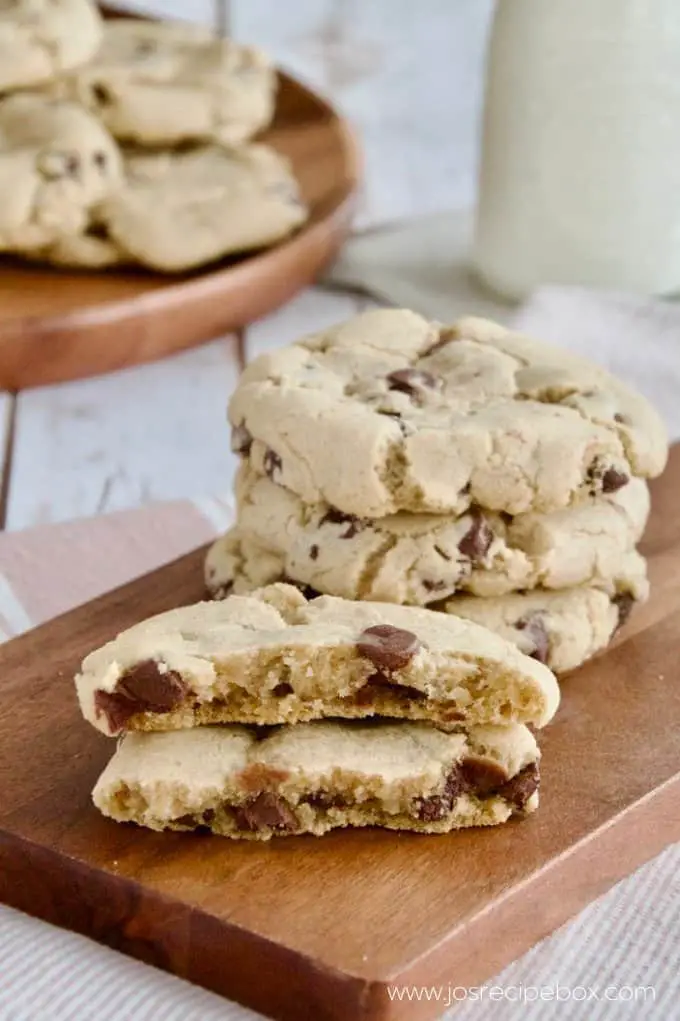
[612,592,635,630]
[280,575,321,600]
[354,673,427,706]
[263,448,282,479]
[304,791,348,810]
[614,412,626,424]
[601,468,629,493]
[497,763,540,809]
[309,544,319,561]
[234,792,297,832]
[319,507,364,539]
[272,682,294,697]
[416,764,466,822]
[92,150,108,172]
[357,624,421,672]
[460,756,509,794]
[458,509,493,561]
[92,82,112,105]
[515,613,550,664]
[94,659,189,732]
[230,422,252,455]
[386,368,439,398]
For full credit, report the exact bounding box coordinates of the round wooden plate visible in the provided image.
[0,20,360,388]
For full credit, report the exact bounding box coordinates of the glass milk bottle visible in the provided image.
[472,0,680,299]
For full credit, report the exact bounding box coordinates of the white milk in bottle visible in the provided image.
[473,0,680,299]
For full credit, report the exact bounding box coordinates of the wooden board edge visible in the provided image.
[380,774,680,1021]
[0,829,385,1021]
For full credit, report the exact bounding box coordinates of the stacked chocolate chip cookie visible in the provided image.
[207,309,668,674]
[0,4,306,272]
[76,582,559,839]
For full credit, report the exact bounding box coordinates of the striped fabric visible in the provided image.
[0,493,676,1021]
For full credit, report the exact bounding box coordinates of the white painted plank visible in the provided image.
[245,286,378,362]
[232,0,494,228]
[6,342,240,530]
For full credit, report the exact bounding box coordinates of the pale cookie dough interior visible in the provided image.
[47,18,276,147]
[75,583,559,736]
[0,93,122,253]
[228,309,668,518]
[228,464,650,603]
[98,142,307,272]
[93,720,540,840]
[0,0,102,91]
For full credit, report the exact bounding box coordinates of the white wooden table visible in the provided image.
[0,0,494,531]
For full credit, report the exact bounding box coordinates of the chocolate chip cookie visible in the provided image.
[75,583,559,736]
[228,310,667,518]
[229,462,649,604]
[445,549,648,673]
[98,142,306,272]
[48,18,275,147]
[0,0,102,91]
[0,94,122,253]
[93,719,540,839]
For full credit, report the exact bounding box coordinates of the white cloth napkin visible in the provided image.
[2,217,680,1021]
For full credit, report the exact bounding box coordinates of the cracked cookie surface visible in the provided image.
[0,94,122,253]
[93,719,540,839]
[76,583,559,736]
[227,463,649,603]
[0,0,102,91]
[46,18,275,147]
[98,142,306,272]
[445,550,647,673]
[228,309,668,518]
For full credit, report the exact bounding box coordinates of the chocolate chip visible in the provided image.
[280,575,321,600]
[458,509,493,561]
[612,592,635,630]
[94,659,189,732]
[516,613,550,664]
[357,624,421,672]
[230,422,252,455]
[272,682,294,697]
[319,507,364,539]
[498,762,540,810]
[422,579,448,593]
[386,368,439,398]
[234,792,297,832]
[92,150,108,172]
[614,412,626,424]
[460,756,509,795]
[354,674,427,705]
[263,448,282,479]
[208,581,233,600]
[601,468,629,493]
[92,83,112,105]
[40,150,81,180]
[309,544,319,561]
[304,791,348,810]
[416,764,466,822]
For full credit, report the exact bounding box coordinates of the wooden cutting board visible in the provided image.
[0,446,679,1021]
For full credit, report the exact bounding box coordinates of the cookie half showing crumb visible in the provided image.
[228,464,650,603]
[92,720,541,839]
[444,550,648,673]
[75,583,559,736]
[228,309,668,518]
